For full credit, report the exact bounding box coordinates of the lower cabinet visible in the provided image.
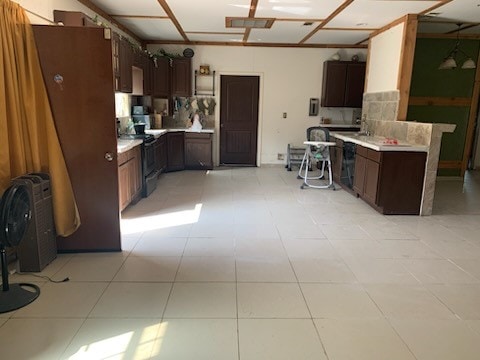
[118,145,142,212]
[154,133,167,174]
[185,133,213,170]
[167,132,185,172]
[353,145,426,215]
[331,139,343,185]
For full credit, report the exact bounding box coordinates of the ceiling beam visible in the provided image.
[110,15,169,20]
[299,0,354,44]
[243,0,259,43]
[76,0,142,43]
[156,0,189,42]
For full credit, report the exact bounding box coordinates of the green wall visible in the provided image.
[407,37,479,176]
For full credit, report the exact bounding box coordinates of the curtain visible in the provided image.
[0,0,80,236]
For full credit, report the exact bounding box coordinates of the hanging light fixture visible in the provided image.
[438,23,477,70]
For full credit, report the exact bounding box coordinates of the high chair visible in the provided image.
[297,127,336,190]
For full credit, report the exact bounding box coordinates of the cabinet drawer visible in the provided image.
[367,149,382,163]
[117,151,129,165]
[185,132,212,140]
[356,145,368,157]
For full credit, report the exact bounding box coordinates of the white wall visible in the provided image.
[366,22,404,93]
[150,45,367,164]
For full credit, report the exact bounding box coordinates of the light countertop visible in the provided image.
[320,124,361,128]
[145,128,214,138]
[117,139,143,154]
[332,132,428,152]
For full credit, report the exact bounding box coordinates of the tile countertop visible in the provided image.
[332,132,429,152]
[117,139,143,154]
[145,128,215,138]
[320,124,361,128]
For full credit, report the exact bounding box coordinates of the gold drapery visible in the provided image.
[0,0,80,236]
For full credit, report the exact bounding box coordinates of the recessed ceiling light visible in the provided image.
[303,22,313,26]
[226,17,275,29]
[427,12,442,17]
[356,22,368,26]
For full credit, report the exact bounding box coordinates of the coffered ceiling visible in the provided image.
[78,0,480,47]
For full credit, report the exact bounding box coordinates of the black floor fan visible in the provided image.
[0,183,40,313]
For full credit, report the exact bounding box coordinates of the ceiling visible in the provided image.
[79,0,480,47]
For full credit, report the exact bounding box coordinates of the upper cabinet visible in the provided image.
[171,58,192,97]
[153,57,171,97]
[321,61,366,108]
[118,38,133,93]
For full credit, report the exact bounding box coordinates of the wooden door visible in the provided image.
[220,75,259,165]
[33,25,121,252]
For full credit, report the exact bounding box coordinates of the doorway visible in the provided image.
[220,75,260,166]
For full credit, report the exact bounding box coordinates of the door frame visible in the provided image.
[215,72,264,167]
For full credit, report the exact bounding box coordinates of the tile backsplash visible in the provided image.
[362,90,400,122]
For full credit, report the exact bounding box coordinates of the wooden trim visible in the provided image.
[299,0,354,44]
[146,39,368,48]
[409,97,472,107]
[322,27,378,32]
[397,15,418,121]
[76,0,142,43]
[461,48,480,175]
[417,33,480,40]
[363,39,371,93]
[242,0,258,43]
[110,15,169,19]
[418,0,454,16]
[438,160,463,169]
[185,31,244,35]
[369,14,408,39]
[156,0,189,42]
[243,29,251,42]
[275,18,324,22]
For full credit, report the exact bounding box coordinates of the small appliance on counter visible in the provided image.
[132,106,152,130]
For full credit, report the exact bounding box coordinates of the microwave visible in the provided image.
[132,106,148,115]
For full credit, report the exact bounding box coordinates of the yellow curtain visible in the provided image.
[0,0,80,236]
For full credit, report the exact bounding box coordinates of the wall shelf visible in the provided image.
[194,70,215,96]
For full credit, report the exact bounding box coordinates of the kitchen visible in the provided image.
[2,0,480,359]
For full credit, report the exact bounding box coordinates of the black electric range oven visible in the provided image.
[120,134,159,197]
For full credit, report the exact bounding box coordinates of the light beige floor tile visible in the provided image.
[365,284,456,319]
[131,237,187,257]
[52,254,126,281]
[276,221,327,239]
[189,223,235,238]
[451,258,480,280]
[466,320,480,335]
[428,284,480,319]
[301,283,383,319]
[360,223,418,240]
[236,256,297,282]
[113,257,181,282]
[183,237,235,257]
[315,318,416,360]
[390,319,480,360]
[319,224,371,240]
[150,319,238,360]
[176,257,236,282]
[235,238,287,258]
[0,318,83,360]
[282,238,340,259]
[61,318,162,360]
[89,282,172,318]
[163,283,236,318]
[0,318,6,326]
[237,283,310,318]
[10,254,73,283]
[420,238,480,259]
[343,257,420,284]
[234,223,280,239]
[238,319,327,360]
[13,282,107,318]
[291,258,358,283]
[401,259,479,284]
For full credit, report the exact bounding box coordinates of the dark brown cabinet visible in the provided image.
[119,38,133,93]
[167,132,185,172]
[154,134,168,173]
[185,133,213,170]
[321,61,366,108]
[118,146,142,212]
[353,145,426,215]
[171,58,192,97]
[153,57,170,97]
[331,138,343,185]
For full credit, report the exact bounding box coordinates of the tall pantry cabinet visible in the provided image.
[33,25,121,252]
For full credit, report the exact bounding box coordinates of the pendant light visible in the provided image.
[438,23,477,70]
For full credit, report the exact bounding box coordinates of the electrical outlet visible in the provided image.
[283,112,287,118]
[277,153,285,160]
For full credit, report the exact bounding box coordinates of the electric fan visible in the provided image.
[0,183,40,313]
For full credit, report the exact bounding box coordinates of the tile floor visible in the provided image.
[1,167,480,359]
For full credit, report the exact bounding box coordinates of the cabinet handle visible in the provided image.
[105,152,114,161]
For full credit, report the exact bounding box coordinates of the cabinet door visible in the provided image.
[344,63,366,107]
[353,154,366,195]
[144,56,153,95]
[132,146,142,196]
[363,159,380,205]
[185,133,213,169]
[112,33,120,91]
[332,142,343,184]
[118,163,130,212]
[167,132,185,171]
[171,58,192,97]
[119,38,133,93]
[321,61,347,107]
[153,57,170,97]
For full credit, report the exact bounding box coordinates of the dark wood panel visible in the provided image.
[363,159,380,205]
[153,57,170,97]
[171,57,191,97]
[321,62,347,107]
[33,25,121,251]
[185,133,213,170]
[167,132,185,171]
[353,153,366,195]
[344,62,366,107]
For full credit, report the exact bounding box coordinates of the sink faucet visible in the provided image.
[360,115,371,136]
